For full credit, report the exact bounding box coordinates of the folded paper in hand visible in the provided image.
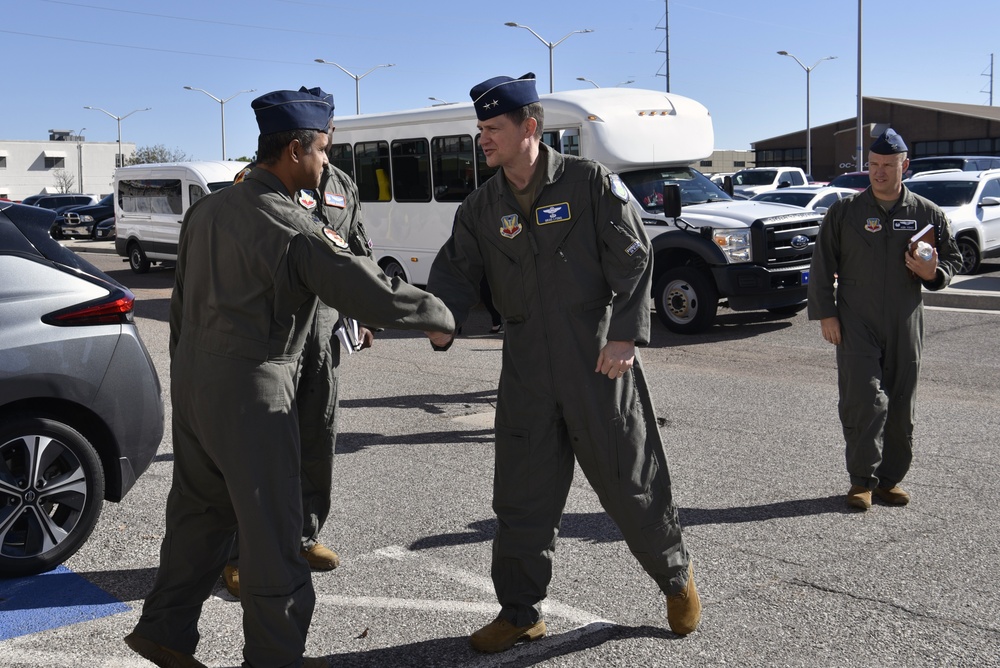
[335,317,362,354]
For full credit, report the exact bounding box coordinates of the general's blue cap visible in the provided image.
[470,72,539,121]
[870,128,908,155]
[252,87,334,135]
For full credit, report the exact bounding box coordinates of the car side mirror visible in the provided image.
[722,175,734,196]
[979,196,1000,207]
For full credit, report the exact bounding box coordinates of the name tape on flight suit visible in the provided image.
[892,219,918,231]
[325,192,346,208]
[536,203,571,225]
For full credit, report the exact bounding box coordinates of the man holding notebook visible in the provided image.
[807,128,962,510]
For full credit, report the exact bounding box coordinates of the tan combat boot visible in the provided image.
[470,616,547,653]
[301,543,340,570]
[667,561,702,635]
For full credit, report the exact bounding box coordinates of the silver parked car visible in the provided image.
[0,202,163,577]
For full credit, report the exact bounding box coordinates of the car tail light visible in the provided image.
[42,286,136,326]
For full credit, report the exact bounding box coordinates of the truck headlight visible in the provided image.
[713,229,752,263]
[80,215,95,223]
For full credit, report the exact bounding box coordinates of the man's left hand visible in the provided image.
[358,327,374,350]
[596,340,635,379]
[905,247,938,281]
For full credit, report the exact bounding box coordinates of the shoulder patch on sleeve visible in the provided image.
[320,225,350,249]
[608,174,630,202]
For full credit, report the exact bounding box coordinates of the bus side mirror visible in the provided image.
[662,184,682,218]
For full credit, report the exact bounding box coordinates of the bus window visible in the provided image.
[432,135,475,202]
[329,143,354,180]
[542,130,561,153]
[561,129,580,156]
[475,134,499,186]
[391,138,431,202]
[355,141,391,202]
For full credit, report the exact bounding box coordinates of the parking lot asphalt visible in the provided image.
[61,238,1000,312]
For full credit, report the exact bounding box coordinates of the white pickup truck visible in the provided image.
[731,166,809,198]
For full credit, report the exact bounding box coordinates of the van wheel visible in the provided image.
[653,267,719,334]
[956,236,981,275]
[381,259,407,282]
[128,242,151,274]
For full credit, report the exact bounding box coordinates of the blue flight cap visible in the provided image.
[470,72,539,121]
[252,88,334,135]
[870,128,908,155]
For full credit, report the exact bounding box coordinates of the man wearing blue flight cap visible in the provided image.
[808,128,962,510]
[426,72,701,653]
[125,87,454,668]
[220,87,380,599]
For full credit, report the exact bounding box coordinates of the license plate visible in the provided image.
[801,270,810,285]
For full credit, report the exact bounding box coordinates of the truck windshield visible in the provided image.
[619,167,733,213]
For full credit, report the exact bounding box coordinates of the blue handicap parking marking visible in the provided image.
[0,565,130,641]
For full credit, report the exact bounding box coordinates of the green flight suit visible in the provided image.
[295,164,376,550]
[428,143,691,627]
[807,186,961,489]
[133,168,454,667]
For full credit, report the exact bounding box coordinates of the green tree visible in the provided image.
[127,144,190,166]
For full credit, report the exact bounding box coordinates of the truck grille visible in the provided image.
[753,215,821,268]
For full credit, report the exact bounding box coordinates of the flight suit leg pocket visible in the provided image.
[611,411,657,497]
[493,424,532,512]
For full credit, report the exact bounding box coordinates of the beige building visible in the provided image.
[752,97,1000,182]
[0,130,133,201]
[692,149,756,177]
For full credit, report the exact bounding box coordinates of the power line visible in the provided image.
[37,0,333,37]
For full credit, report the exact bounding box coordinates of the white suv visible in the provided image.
[903,168,1000,274]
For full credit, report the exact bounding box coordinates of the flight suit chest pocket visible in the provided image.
[483,239,529,324]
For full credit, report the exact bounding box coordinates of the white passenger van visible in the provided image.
[114,161,248,273]
[328,87,712,285]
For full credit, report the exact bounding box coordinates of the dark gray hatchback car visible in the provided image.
[0,202,163,577]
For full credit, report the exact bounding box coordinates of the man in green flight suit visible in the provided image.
[222,90,379,597]
[425,72,701,653]
[808,128,962,511]
[124,87,455,668]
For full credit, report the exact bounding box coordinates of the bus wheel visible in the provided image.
[381,259,406,282]
[653,267,718,334]
[128,242,151,274]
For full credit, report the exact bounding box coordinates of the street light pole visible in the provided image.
[777,51,837,177]
[184,87,256,160]
[505,23,594,94]
[576,77,600,88]
[428,97,454,106]
[314,59,395,114]
[83,106,151,169]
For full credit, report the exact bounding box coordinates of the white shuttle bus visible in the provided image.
[328,87,712,285]
[330,88,822,333]
[114,160,248,273]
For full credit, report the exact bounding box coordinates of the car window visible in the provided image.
[906,181,977,207]
[815,193,838,208]
[981,178,1000,199]
[790,172,806,186]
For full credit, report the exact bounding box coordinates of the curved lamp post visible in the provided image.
[504,23,593,93]
[184,86,256,160]
[777,51,837,176]
[314,59,395,114]
[83,106,151,168]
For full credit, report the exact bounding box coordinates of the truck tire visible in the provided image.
[653,266,719,334]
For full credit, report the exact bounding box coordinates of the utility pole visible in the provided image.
[655,0,670,92]
[855,0,864,171]
[983,54,994,106]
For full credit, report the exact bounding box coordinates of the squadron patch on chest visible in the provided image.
[298,190,317,210]
[325,192,347,208]
[536,203,571,225]
[865,217,882,233]
[500,214,522,239]
[608,173,630,202]
[892,219,918,231]
[322,226,349,249]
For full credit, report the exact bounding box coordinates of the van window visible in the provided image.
[391,138,431,202]
[329,143,354,180]
[432,135,475,202]
[355,141,390,202]
[119,179,183,214]
[189,184,207,207]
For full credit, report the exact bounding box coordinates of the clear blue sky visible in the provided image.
[3,0,998,162]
